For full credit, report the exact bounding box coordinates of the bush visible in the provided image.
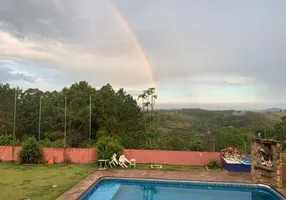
[79,140,96,148]
[44,132,64,141]
[96,128,108,140]
[96,136,123,159]
[207,159,221,169]
[40,138,52,147]
[53,139,65,148]
[18,137,44,164]
[0,134,20,146]
[40,138,65,148]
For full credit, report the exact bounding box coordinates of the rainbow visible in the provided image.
[107,1,158,91]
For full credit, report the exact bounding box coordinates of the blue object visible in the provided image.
[240,158,252,166]
[78,178,285,200]
[222,157,251,172]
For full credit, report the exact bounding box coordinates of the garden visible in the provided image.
[0,163,95,200]
[0,135,223,200]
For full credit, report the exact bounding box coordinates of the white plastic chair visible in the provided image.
[119,155,131,168]
[109,153,119,168]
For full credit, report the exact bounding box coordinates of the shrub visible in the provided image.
[0,134,20,146]
[96,136,123,159]
[40,138,53,147]
[96,128,108,140]
[44,132,64,141]
[207,159,221,169]
[53,139,65,148]
[79,140,96,148]
[40,138,65,148]
[18,137,44,164]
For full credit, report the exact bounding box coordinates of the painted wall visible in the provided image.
[124,149,221,166]
[1,146,286,181]
[0,146,21,161]
[0,146,221,165]
[0,146,96,164]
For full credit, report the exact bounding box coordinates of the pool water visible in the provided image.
[81,178,285,200]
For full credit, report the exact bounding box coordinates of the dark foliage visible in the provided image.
[18,137,44,164]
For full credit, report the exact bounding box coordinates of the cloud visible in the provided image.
[0,64,36,83]
[0,0,154,88]
[0,27,151,87]
[1,0,286,107]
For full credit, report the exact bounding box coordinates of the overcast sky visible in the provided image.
[0,0,286,110]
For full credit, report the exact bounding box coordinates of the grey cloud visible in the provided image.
[0,66,36,83]
[1,0,286,102]
[0,0,75,40]
[0,0,138,59]
[113,0,286,89]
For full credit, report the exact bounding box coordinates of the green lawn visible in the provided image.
[0,162,95,200]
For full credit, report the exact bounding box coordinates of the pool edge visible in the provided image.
[76,176,286,200]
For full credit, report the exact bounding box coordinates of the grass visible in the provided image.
[0,162,95,200]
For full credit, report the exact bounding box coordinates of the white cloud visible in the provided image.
[0,30,153,87]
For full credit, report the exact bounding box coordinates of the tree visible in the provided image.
[16,88,43,139]
[62,81,96,147]
[138,88,158,148]
[0,84,16,135]
[274,117,286,147]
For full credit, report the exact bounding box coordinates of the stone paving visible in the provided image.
[57,169,285,200]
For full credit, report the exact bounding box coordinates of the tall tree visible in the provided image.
[138,88,158,148]
[0,84,15,134]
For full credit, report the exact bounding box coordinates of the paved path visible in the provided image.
[57,169,285,200]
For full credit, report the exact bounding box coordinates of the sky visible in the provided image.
[0,0,286,110]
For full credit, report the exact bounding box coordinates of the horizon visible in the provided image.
[1,0,286,109]
[2,82,286,110]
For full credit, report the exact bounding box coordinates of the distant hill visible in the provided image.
[254,108,284,113]
[156,108,277,135]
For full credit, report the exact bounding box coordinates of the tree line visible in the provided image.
[0,81,156,149]
[0,81,285,152]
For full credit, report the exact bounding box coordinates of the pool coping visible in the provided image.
[76,176,286,200]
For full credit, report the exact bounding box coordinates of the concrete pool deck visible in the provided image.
[56,169,285,200]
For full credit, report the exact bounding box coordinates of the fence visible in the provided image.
[0,146,96,164]
[124,149,221,166]
[0,146,221,165]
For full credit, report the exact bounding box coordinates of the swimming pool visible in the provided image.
[78,177,285,200]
